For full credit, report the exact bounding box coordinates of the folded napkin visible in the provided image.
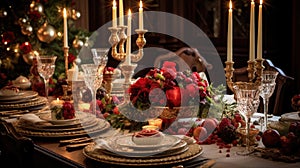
[19,113,50,126]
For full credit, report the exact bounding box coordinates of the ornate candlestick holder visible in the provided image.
[225,58,265,92]
[62,46,73,100]
[118,63,137,108]
[108,26,147,62]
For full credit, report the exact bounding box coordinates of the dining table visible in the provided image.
[3,113,296,168]
[1,92,300,168]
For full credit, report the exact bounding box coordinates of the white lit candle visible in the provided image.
[249,0,255,61]
[119,0,124,26]
[125,9,132,65]
[112,0,117,28]
[63,8,68,48]
[257,0,263,59]
[139,0,144,30]
[227,1,233,62]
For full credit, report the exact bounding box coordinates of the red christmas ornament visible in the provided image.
[1,31,15,44]
[20,42,32,54]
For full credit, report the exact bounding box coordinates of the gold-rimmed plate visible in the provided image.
[38,111,88,125]
[83,142,203,166]
[98,139,188,158]
[115,134,181,150]
[0,91,38,101]
[281,111,300,122]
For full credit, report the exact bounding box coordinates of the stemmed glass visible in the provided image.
[91,48,109,67]
[234,83,261,155]
[259,71,278,131]
[36,55,57,99]
[81,48,108,115]
[81,64,104,116]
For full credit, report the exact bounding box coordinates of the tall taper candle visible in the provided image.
[119,0,124,26]
[112,0,117,28]
[257,0,263,59]
[249,0,255,61]
[125,9,132,65]
[63,8,68,48]
[139,0,144,30]
[227,0,233,62]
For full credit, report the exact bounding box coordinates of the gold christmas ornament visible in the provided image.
[30,1,44,14]
[37,22,57,43]
[0,9,7,17]
[18,18,28,26]
[71,9,81,20]
[21,24,33,36]
[22,50,38,65]
[72,36,84,50]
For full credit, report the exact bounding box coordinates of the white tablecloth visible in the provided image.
[201,143,300,168]
[200,113,299,168]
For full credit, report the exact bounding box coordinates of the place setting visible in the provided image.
[83,128,205,167]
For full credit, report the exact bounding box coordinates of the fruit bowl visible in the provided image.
[132,129,164,145]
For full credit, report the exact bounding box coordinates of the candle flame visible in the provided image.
[139,0,143,8]
[56,98,59,101]
[113,0,116,7]
[229,0,232,9]
[63,8,67,18]
[260,0,263,4]
[128,9,131,17]
[251,0,254,3]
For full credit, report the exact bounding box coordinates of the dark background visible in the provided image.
[82,0,299,94]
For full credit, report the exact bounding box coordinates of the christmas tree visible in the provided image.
[0,0,91,89]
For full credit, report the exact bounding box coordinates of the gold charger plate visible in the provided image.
[0,96,47,110]
[16,119,110,138]
[18,117,103,132]
[83,142,203,166]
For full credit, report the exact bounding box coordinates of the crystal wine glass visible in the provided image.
[36,55,57,99]
[91,48,109,67]
[259,71,278,131]
[234,83,261,155]
[81,64,104,116]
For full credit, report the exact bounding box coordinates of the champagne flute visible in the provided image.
[259,71,278,131]
[36,55,57,99]
[234,83,261,155]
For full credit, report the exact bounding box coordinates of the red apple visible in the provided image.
[262,129,281,148]
[193,126,208,142]
[166,87,181,107]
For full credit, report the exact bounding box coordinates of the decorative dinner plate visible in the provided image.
[281,111,300,122]
[16,119,111,138]
[0,90,38,101]
[18,117,103,132]
[0,96,39,104]
[96,138,187,157]
[0,96,47,110]
[100,141,188,158]
[83,142,203,166]
[38,111,88,125]
[115,134,181,150]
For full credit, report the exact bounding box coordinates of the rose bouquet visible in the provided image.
[129,61,226,119]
